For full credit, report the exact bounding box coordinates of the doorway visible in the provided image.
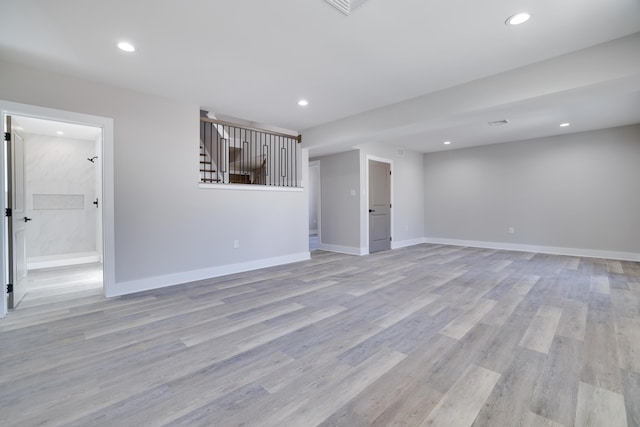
[308,160,321,252]
[5,115,103,308]
[1,101,115,317]
[368,158,391,253]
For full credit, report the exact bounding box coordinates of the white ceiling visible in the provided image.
[1,0,639,155]
[11,116,101,141]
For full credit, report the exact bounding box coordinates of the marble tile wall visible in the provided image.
[25,134,98,258]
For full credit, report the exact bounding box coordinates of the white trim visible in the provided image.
[106,252,311,297]
[364,154,393,253]
[198,183,303,192]
[391,237,427,250]
[318,243,367,256]
[1,115,6,317]
[0,101,115,318]
[27,252,101,270]
[309,229,318,235]
[423,237,640,262]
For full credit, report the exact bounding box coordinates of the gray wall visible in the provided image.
[25,134,97,258]
[314,150,361,251]
[424,125,640,254]
[0,59,308,290]
[315,144,425,253]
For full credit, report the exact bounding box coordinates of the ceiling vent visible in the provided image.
[324,0,370,15]
[488,120,509,126]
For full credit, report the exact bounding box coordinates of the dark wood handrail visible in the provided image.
[200,117,302,143]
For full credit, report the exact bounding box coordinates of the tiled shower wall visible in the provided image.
[25,134,98,258]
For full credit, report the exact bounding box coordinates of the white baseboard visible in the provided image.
[391,237,427,250]
[317,243,367,256]
[28,251,101,270]
[423,237,640,262]
[106,252,311,297]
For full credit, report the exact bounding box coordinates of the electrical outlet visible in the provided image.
[508,227,515,234]
[233,240,240,249]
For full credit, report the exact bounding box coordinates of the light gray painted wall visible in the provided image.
[314,150,361,250]
[0,59,308,287]
[25,134,97,258]
[424,125,640,253]
[357,143,425,249]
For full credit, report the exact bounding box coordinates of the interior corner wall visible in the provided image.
[357,143,425,250]
[423,125,640,259]
[0,59,309,295]
[313,150,361,254]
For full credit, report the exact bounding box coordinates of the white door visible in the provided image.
[6,115,29,308]
[368,159,391,253]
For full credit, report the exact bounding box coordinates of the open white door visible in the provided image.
[6,115,29,308]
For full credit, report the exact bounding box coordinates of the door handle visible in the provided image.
[369,209,375,213]
[24,217,32,222]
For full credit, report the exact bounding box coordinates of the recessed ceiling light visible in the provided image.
[325,0,372,16]
[443,141,451,145]
[56,130,64,135]
[117,41,136,52]
[506,12,531,26]
[560,122,571,127]
[298,99,309,107]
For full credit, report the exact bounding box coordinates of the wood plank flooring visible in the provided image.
[1,245,639,426]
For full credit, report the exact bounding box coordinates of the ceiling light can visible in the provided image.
[298,99,309,107]
[117,41,136,52]
[506,12,531,26]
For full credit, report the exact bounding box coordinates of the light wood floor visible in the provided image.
[1,245,639,426]
[19,263,103,310]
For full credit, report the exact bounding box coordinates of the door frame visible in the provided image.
[308,160,321,242]
[364,154,393,255]
[0,101,115,318]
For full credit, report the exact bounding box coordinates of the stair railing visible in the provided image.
[200,117,302,187]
